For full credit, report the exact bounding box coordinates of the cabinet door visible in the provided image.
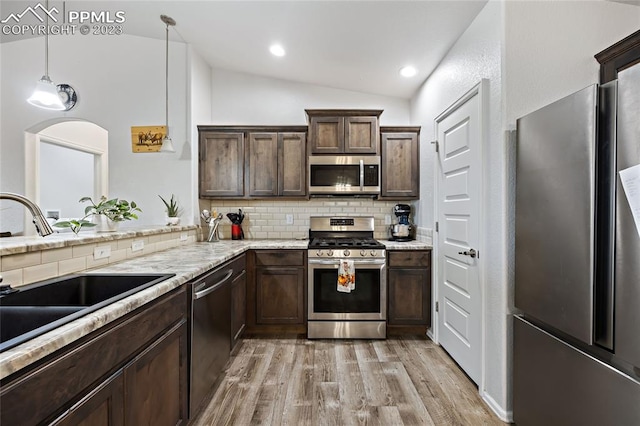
[199,132,244,197]
[381,132,419,198]
[388,268,430,326]
[279,132,307,197]
[256,267,305,324]
[124,321,188,426]
[309,116,344,154]
[345,116,379,154]
[52,372,124,426]
[248,132,278,196]
[231,269,247,348]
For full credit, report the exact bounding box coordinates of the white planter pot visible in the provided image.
[166,216,180,226]
[94,215,120,232]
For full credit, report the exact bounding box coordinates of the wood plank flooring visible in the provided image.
[191,335,505,426]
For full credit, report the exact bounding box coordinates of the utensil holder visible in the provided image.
[231,224,243,240]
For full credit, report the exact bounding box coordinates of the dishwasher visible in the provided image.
[189,255,245,416]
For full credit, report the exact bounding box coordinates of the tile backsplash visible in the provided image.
[202,199,417,240]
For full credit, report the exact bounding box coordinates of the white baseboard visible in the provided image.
[426,328,435,342]
[481,391,513,423]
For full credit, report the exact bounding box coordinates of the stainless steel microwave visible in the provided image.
[308,155,380,196]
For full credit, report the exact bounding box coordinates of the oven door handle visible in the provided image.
[308,259,386,266]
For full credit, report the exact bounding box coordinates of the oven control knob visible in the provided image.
[316,250,323,257]
[370,250,377,257]
[327,250,334,256]
[360,249,367,257]
[343,249,351,257]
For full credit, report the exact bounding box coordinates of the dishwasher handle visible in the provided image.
[193,269,234,300]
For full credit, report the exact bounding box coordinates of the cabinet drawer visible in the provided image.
[255,250,304,266]
[0,287,187,426]
[388,250,431,268]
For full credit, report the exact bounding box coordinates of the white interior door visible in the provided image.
[434,83,484,385]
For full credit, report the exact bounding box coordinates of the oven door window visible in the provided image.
[313,267,381,313]
[310,164,360,188]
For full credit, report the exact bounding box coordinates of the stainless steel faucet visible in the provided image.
[0,192,54,237]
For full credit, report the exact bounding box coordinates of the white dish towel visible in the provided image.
[337,259,355,293]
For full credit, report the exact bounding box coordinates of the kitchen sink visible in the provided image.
[0,306,84,346]
[0,273,174,352]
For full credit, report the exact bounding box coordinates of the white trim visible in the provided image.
[24,120,108,235]
[481,390,513,423]
[432,79,488,393]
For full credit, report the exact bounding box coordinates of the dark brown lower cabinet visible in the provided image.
[247,250,306,332]
[124,321,188,426]
[52,371,125,426]
[256,267,305,324]
[0,287,189,426]
[387,250,432,334]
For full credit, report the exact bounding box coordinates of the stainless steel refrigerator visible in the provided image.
[514,63,640,425]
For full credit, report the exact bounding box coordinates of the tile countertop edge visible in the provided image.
[0,238,428,380]
[0,225,200,255]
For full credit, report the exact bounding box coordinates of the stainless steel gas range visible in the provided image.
[307,216,386,339]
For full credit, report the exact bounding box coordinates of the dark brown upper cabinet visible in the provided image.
[380,126,421,199]
[198,126,307,199]
[306,109,382,155]
[595,29,640,83]
[247,132,307,197]
[199,131,245,198]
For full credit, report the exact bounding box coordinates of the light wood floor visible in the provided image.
[192,335,505,426]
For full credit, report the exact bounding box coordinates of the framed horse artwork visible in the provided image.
[131,125,167,153]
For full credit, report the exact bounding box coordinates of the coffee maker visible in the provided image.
[389,204,415,241]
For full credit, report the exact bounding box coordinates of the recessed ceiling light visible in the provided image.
[400,66,417,78]
[269,44,286,57]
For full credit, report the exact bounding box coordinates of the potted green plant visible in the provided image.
[53,216,96,236]
[81,196,142,232]
[159,194,181,226]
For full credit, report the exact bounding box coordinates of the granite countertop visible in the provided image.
[0,240,307,379]
[380,240,432,250]
[0,238,429,379]
[0,225,199,256]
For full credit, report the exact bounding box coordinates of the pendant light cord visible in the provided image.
[44,0,49,77]
[165,21,169,134]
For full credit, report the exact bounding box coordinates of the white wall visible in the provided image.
[208,68,411,125]
[504,0,640,125]
[1,34,191,233]
[188,45,213,225]
[410,0,507,418]
[39,142,94,220]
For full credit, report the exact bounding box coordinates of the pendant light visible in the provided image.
[27,0,65,110]
[160,14,176,153]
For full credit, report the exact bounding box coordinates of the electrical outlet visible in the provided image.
[384,215,392,225]
[131,240,144,252]
[286,214,294,225]
[180,232,188,241]
[94,246,111,260]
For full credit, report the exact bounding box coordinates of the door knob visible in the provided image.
[458,248,477,258]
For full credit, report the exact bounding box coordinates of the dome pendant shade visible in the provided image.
[160,135,175,152]
[27,75,65,110]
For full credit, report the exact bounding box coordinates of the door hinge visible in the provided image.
[435,221,439,232]
[431,140,439,153]
[435,301,439,313]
